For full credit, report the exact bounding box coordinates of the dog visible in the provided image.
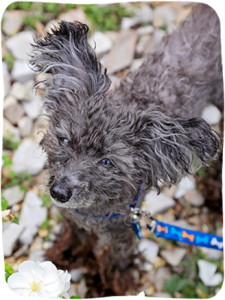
[30,3,223,275]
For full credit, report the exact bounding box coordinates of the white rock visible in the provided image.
[3,223,24,256]
[89,32,113,55]
[70,268,85,282]
[21,96,43,119]
[57,8,88,25]
[11,60,36,83]
[174,176,196,198]
[0,158,5,168]
[160,248,187,266]
[185,190,204,207]
[23,79,36,100]
[121,17,140,29]
[12,139,47,175]
[105,31,118,44]
[201,104,222,125]
[137,25,154,36]
[197,259,223,286]
[135,5,153,23]
[43,241,54,250]
[144,190,175,216]
[19,191,48,244]
[3,118,21,141]
[200,247,223,260]
[152,293,172,298]
[155,267,172,292]
[3,99,25,125]
[138,239,159,263]
[96,2,114,7]
[2,10,25,36]
[153,6,176,26]
[171,219,198,231]
[2,61,11,97]
[153,28,166,44]
[141,0,154,4]
[2,185,25,206]
[136,35,152,55]
[0,31,5,45]
[5,31,34,61]
[130,58,144,71]
[29,249,46,262]
[140,261,153,271]
[10,82,28,100]
[18,116,33,137]
[179,0,195,6]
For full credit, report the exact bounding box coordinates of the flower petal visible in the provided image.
[8,273,30,289]
[18,260,44,280]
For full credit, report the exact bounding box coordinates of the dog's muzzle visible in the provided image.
[50,183,72,203]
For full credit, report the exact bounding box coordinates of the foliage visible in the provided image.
[40,217,52,241]
[78,4,134,32]
[2,53,15,70]
[1,197,9,210]
[3,135,20,151]
[70,296,82,299]
[2,155,13,168]
[6,2,135,32]
[160,24,167,32]
[5,264,15,282]
[164,274,189,296]
[196,168,206,179]
[164,249,223,298]
[42,194,52,208]
[2,170,33,189]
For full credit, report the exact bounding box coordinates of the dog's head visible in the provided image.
[30,21,220,210]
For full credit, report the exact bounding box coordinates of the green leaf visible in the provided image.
[5,264,14,282]
[42,194,52,207]
[2,155,12,167]
[1,197,9,210]
[164,274,189,296]
[12,215,19,224]
[70,296,82,299]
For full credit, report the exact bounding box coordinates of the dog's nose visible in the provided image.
[50,183,72,203]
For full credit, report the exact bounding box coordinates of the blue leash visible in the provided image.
[153,220,223,251]
[132,215,223,251]
[74,185,223,251]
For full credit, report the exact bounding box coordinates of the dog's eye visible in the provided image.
[59,137,68,146]
[99,158,114,167]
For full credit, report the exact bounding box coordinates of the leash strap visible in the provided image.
[149,220,223,251]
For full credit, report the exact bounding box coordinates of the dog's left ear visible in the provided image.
[30,21,110,104]
[133,109,220,191]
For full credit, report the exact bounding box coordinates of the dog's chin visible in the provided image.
[49,195,94,210]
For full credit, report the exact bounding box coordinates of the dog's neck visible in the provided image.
[73,184,144,219]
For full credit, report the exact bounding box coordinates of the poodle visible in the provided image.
[30,3,223,273]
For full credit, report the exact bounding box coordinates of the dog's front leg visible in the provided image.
[93,225,138,294]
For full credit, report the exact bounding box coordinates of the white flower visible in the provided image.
[137,291,145,297]
[8,260,71,298]
[57,270,71,299]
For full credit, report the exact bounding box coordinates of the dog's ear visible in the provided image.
[29,21,111,106]
[133,109,220,192]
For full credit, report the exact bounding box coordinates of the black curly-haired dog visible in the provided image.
[30,3,223,272]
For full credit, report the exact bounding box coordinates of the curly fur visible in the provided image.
[30,3,223,268]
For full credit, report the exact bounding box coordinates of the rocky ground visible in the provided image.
[1,2,223,298]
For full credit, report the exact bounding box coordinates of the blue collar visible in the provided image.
[74,184,144,219]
